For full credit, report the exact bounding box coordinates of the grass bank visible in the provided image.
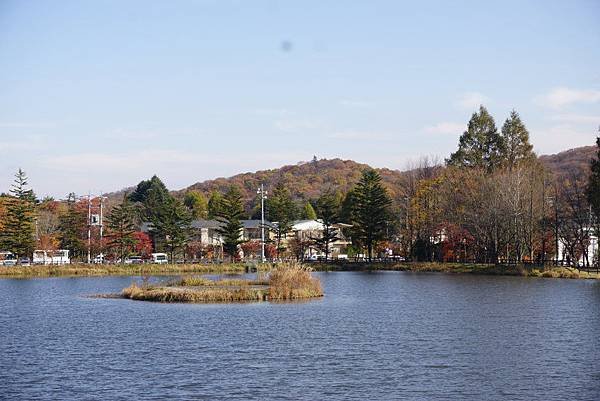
[313,262,600,279]
[0,263,249,278]
[122,263,323,303]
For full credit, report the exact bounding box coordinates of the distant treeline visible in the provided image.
[1,106,599,266]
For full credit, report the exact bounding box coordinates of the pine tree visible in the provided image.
[500,110,535,169]
[208,191,224,219]
[10,169,36,202]
[128,175,171,222]
[351,169,392,261]
[339,189,357,224]
[215,186,246,259]
[587,134,600,228]
[0,169,36,258]
[447,105,505,172]
[267,182,297,258]
[58,193,87,259]
[312,191,340,261]
[150,198,192,262]
[106,195,138,263]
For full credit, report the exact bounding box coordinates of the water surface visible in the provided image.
[1,272,599,400]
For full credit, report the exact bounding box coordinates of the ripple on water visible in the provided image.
[0,273,599,400]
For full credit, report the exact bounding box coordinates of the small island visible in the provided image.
[121,263,323,303]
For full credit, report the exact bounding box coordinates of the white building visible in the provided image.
[556,228,598,266]
[289,219,352,259]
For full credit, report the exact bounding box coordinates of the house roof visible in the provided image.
[241,219,274,229]
[191,219,224,229]
[141,219,275,232]
[290,219,352,231]
[292,219,324,231]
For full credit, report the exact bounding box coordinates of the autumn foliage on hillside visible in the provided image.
[539,145,596,180]
[178,158,405,205]
[171,147,593,212]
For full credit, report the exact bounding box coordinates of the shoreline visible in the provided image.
[311,262,600,280]
[0,261,597,280]
[0,263,250,278]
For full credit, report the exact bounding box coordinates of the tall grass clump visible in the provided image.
[122,282,267,302]
[268,262,323,300]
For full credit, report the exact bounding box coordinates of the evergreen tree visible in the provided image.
[184,190,208,219]
[447,105,505,172]
[351,169,392,261]
[500,110,535,169]
[208,191,224,219]
[313,191,340,261]
[58,193,87,259]
[10,169,36,202]
[302,201,317,220]
[587,134,600,229]
[267,182,297,258]
[106,195,138,263]
[150,197,192,262]
[215,186,246,259]
[128,175,172,222]
[0,169,36,258]
[339,189,356,224]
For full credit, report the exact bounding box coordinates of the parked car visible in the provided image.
[1,251,16,266]
[151,253,168,264]
[19,257,31,266]
[2,259,17,267]
[124,256,144,265]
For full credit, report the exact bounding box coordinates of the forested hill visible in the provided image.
[177,158,406,201]
[175,144,595,202]
[539,145,596,179]
[107,145,595,205]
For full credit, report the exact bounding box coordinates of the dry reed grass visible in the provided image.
[121,262,323,303]
[170,276,269,287]
[122,282,267,302]
[267,262,323,300]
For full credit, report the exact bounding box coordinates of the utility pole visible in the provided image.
[554,195,559,266]
[87,193,91,264]
[99,194,106,264]
[257,184,267,263]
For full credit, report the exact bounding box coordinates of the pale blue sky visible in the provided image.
[1,0,599,198]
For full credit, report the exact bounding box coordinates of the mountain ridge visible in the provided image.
[107,145,596,205]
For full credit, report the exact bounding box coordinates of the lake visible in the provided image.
[1,272,599,400]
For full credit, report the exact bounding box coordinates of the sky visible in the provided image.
[0,0,599,198]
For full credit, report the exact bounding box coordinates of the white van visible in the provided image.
[151,253,168,264]
[33,250,70,265]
